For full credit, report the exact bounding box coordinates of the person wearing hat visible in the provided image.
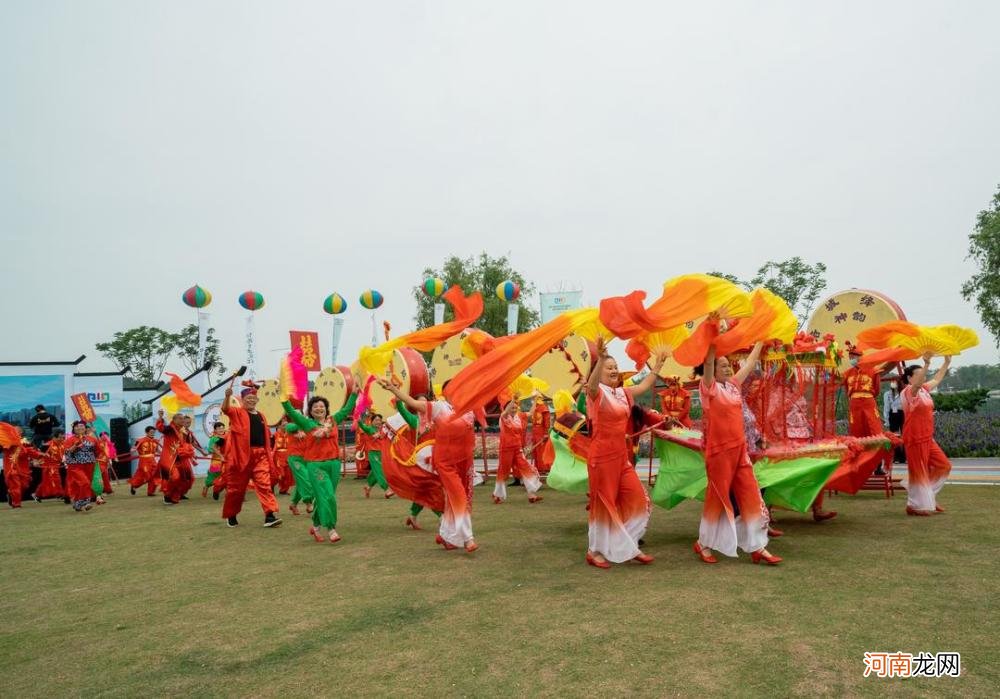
[842,343,883,438]
[221,381,282,528]
[657,376,692,428]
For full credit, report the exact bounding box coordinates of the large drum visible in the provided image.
[313,365,355,414]
[429,328,481,389]
[529,333,595,398]
[806,289,906,349]
[254,379,285,426]
[355,348,430,417]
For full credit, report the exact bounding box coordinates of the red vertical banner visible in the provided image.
[289,330,321,371]
[71,393,97,423]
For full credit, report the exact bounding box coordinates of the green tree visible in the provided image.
[961,185,1000,348]
[932,388,989,413]
[173,324,226,383]
[707,257,828,327]
[939,363,1000,391]
[413,253,540,337]
[95,326,176,382]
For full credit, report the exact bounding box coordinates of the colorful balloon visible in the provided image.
[360,289,384,310]
[323,292,347,315]
[181,284,212,308]
[422,277,448,298]
[496,280,520,302]
[238,290,265,311]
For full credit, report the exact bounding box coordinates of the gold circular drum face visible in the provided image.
[313,366,351,414]
[529,333,594,398]
[806,289,906,349]
[429,330,476,387]
[254,379,285,426]
[356,349,430,418]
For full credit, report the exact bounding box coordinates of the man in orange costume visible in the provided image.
[843,346,883,437]
[221,381,281,528]
[657,376,692,428]
[271,417,295,494]
[129,426,161,496]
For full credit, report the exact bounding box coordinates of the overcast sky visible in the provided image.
[2,0,998,377]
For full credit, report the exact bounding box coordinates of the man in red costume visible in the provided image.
[3,432,41,508]
[33,433,66,501]
[221,381,281,528]
[157,411,204,505]
[657,375,692,428]
[843,344,883,438]
[129,426,161,496]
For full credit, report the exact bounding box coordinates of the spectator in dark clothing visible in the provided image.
[29,405,60,449]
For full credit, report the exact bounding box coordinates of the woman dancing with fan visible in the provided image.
[901,354,952,516]
[583,338,663,569]
[693,340,783,566]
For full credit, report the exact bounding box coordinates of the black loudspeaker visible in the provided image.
[109,417,133,477]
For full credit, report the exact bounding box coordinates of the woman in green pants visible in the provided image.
[358,414,395,499]
[283,393,357,543]
[284,423,314,516]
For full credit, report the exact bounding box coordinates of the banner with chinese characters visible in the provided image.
[70,392,97,423]
[289,330,321,371]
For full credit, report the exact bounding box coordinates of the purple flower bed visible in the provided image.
[933,413,1000,457]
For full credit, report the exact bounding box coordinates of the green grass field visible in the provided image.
[2,478,998,698]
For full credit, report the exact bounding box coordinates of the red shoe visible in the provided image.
[309,526,323,543]
[632,552,654,564]
[934,505,946,514]
[329,530,341,544]
[906,506,932,517]
[768,526,784,537]
[363,486,371,499]
[751,549,783,565]
[586,552,611,569]
[289,504,301,516]
[813,510,838,522]
[528,495,543,504]
[492,496,504,504]
[435,535,457,550]
[464,540,479,553]
[693,541,717,564]
[404,515,421,530]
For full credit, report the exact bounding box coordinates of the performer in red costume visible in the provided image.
[492,400,543,504]
[221,381,282,528]
[582,338,662,569]
[657,376,692,428]
[527,395,553,473]
[842,344,883,438]
[693,340,783,566]
[63,420,99,512]
[129,426,161,496]
[3,430,40,508]
[901,354,952,516]
[33,433,66,501]
[381,379,482,553]
[157,411,204,505]
[271,416,295,494]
